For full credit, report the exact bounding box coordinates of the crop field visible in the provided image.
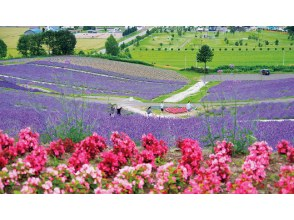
[0,60,186,99]
[0,27,28,57]
[0,28,294,194]
[129,31,294,69]
[0,27,108,57]
[75,38,106,52]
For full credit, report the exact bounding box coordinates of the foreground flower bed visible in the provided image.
[1,128,293,194]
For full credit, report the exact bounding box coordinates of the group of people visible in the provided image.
[146,101,165,117]
[109,104,122,117]
[110,100,195,118]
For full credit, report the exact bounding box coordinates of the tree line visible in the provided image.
[16,30,76,57]
[122,26,137,36]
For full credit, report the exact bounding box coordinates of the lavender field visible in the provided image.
[210,102,294,120]
[202,78,294,101]
[0,87,293,148]
[0,62,186,99]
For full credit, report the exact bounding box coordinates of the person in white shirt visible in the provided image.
[160,101,164,113]
[186,101,192,112]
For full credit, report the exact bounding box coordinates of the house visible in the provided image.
[46,26,60,32]
[208,26,217,31]
[24,28,42,35]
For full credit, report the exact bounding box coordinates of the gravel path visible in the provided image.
[202,74,294,82]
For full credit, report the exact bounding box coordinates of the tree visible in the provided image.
[285,26,294,40]
[0,38,7,58]
[17,35,30,56]
[196,45,214,73]
[42,30,56,54]
[51,30,77,55]
[105,35,119,56]
[229,26,237,34]
[29,34,45,56]
[275,39,279,45]
[52,30,77,55]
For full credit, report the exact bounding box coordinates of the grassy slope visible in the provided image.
[129,30,294,69]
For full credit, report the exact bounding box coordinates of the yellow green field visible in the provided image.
[0,27,107,57]
[75,38,106,53]
[0,27,28,57]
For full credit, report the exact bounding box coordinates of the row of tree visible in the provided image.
[122,26,137,36]
[17,30,76,57]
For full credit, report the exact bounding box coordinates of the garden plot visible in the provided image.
[202,78,294,101]
[0,63,185,99]
[1,87,293,147]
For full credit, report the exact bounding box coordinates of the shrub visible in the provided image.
[276,140,292,155]
[151,162,188,194]
[98,151,121,177]
[68,148,89,172]
[47,139,66,159]
[77,133,107,160]
[177,138,203,177]
[142,133,168,158]
[24,146,47,174]
[16,127,39,155]
[184,167,221,194]
[275,165,294,194]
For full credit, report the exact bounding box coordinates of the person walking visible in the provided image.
[186,101,193,112]
[109,104,115,117]
[116,105,122,116]
[146,106,152,118]
[160,101,165,113]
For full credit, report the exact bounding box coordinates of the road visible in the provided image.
[99,27,152,54]
[202,73,294,82]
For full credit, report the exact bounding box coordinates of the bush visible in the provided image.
[219,48,222,51]
[239,48,241,51]
[231,48,234,51]
[0,39,7,58]
[224,48,227,51]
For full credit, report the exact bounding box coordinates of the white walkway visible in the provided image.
[164,80,207,103]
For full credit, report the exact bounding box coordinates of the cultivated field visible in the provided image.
[129,31,294,69]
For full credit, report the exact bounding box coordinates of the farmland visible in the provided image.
[0,28,294,194]
[129,30,294,69]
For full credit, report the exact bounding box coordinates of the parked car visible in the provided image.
[260,69,270,75]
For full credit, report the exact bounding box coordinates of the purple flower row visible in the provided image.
[0,64,184,99]
[210,101,294,120]
[28,61,186,85]
[202,78,294,101]
[1,88,293,149]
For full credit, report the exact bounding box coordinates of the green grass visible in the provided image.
[179,81,221,104]
[129,30,294,69]
[131,50,294,69]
